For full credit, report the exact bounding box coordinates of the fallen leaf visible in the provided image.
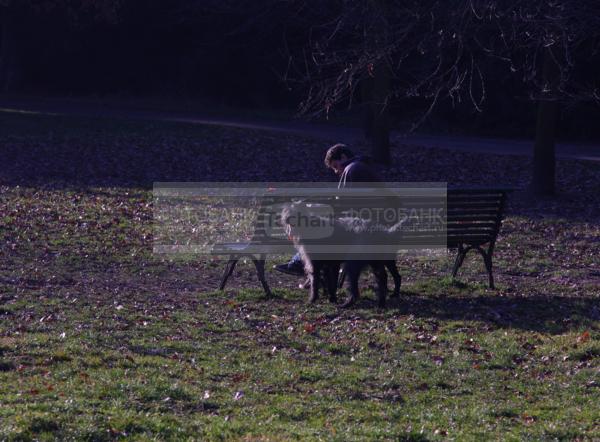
[231,373,248,383]
[577,330,590,343]
[522,413,536,425]
[303,323,316,334]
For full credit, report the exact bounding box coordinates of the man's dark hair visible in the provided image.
[324,143,354,168]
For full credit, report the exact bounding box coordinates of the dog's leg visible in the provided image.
[325,262,339,303]
[340,261,361,308]
[337,266,346,289]
[307,260,319,303]
[372,262,388,308]
[385,260,402,298]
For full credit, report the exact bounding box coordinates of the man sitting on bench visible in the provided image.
[274,143,381,275]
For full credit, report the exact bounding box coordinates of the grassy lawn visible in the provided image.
[0,110,599,440]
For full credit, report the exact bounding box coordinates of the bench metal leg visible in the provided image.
[219,256,239,290]
[452,244,466,277]
[474,247,495,289]
[252,255,273,297]
[452,243,496,289]
[484,252,494,289]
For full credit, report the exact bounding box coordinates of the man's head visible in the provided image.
[324,143,354,176]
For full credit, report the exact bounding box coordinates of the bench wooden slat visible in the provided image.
[448,195,503,202]
[212,242,253,253]
[448,192,505,198]
[448,229,495,237]
[401,234,447,239]
[448,209,501,216]
[448,187,515,194]
[448,201,502,208]
[448,202,503,209]
[447,222,498,229]
[447,237,492,246]
[447,215,500,222]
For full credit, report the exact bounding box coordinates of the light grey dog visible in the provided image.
[281,202,404,308]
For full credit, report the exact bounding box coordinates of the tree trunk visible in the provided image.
[361,64,392,165]
[370,64,391,165]
[0,8,22,92]
[365,0,391,165]
[530,49,560,196]
[531,99,558,196]
[370,109,391,165]
[361,78,374,141]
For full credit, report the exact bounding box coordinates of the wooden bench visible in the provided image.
[444,187,511,288]
[211,196,291,296]
[213,187,512,294]
[333,187,511,290]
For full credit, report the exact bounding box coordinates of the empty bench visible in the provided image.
[444,187,511,288]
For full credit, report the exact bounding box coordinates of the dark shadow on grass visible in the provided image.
[2,111,600,227]
[0,110,336,189]
[505,186,600,224]
[0,114,214,189]
[384,292,600,333]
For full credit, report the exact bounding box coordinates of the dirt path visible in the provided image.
[1,95,599,162]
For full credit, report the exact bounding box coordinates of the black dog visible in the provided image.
[281,203,403,308]
[301,256,401,300]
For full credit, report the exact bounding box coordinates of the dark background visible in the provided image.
[2,1,600,141]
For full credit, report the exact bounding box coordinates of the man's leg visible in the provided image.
[274,252,305,276]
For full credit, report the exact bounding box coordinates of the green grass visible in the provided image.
[1,286,598,440]
[0,110,599,440]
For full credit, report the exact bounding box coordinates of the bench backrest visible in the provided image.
[239,188,510,253]
[249,197,289,245]
[446,188,508,246]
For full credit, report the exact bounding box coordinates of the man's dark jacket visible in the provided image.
[338,155,381,188]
